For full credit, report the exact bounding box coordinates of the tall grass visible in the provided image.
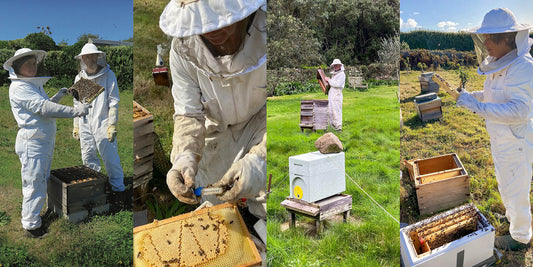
[267,86,400,266]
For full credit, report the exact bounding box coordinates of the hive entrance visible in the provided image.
[409,205,478,256]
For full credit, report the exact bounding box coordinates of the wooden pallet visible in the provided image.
[281,194,352,233]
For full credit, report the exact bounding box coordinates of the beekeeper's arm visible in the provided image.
[49,88,68,103]
[328,72,346,88]
[457,64,533,124]
[72,75,81,140]
[166,43,206,204]
[213,132,266,201]
[106,72,120,143]
[13,83,90,118]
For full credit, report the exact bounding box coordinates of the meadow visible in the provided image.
[400,69,533,265]
[267,85,400,266]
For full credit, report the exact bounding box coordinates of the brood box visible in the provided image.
[133,101,154,188]
[47,165,108,223]
[289,151,345,203]
[400,204,495,267]
[414,93,442,122]
[407,153,469,215]
[133,203,261,266]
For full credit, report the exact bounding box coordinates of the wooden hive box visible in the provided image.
[47,165,108,223]
[316,68,330,95]
[414,96,442,122]
[411,153,470,215]
[133,101,154,188]
[312,100,329,131]
[299,100,314,131]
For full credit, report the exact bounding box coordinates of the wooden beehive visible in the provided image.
[312,100,329,131]
[414,95,442,122]
[409,153,469,215]
[68,78,105,103]
[133,101,154,188]
[152,66,170,87]
[317,68,330,95]
[299,100,314,131]
[47,165,108,223]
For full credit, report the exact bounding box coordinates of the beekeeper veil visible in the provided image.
[75,43,108,74]
[470,8,533,75]
[159,0,266,38]
[330,58,345,75]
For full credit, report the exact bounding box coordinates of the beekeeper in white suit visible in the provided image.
[457,7,533,251]
[159,0,266,218]
[72,43,126,202]
[325,59,345,131]
[4,48,90,238]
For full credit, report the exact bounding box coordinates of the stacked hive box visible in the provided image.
[414,92,443,122]
[298,100,329,132]
[419,72,439,93]
[133,101,154,188]
[47,165,109,223]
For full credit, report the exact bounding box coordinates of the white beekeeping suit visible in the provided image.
[72,43,125,193]
[4,48,89,237]
[159,0,267,220]
[328,59,345,131]
[457,8,533,248]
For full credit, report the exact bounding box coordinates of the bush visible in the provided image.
[24,32,57,51]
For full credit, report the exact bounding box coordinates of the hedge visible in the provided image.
[0,46,132,90]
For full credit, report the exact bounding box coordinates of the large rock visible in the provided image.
[314,132,343,154]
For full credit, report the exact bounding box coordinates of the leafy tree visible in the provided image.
[24,32,56,51]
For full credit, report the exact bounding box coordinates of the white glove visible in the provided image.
[456,91,481,114]
[108,106,118,125]
[73,102,92,117]
[167,152,201,204]
[49,88,68,103]
[213,153,266,201]
[73,117,80,140]
[107,125,117,143]
[40,100,91,118]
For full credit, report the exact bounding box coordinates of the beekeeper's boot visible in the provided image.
[24,225,48,239]
[494,235,529,251]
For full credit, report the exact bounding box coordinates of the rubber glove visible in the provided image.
[73,117,80,140]
[49,88,68,103]
[107,125,117,142]
[167,152,201,204]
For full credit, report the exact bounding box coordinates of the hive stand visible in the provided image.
[281,194,352,234]
[299,100,329,132]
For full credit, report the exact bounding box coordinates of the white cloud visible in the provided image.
[400,10,404,14]
[437,21,459,32]
[413,12,420,15]
[400,18,420,30]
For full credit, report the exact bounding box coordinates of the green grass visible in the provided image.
[0,85,133,266]
[400,70,533,266]
[267,86,400,266]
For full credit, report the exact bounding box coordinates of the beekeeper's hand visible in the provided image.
[456,91,481,114]
[50,88,68,103]
[107,125,117,143]
[167,152,200,204]
[73,102,91,117]
[213,153,266,201]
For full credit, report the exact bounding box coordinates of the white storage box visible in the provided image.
[400,204,495,267]
[289,151,345,203]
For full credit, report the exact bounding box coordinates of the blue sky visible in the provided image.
[0,0,133,44]
[400,0,533,32]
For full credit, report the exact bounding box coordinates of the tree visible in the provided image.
[378,35,400,79]
[24,32,56,51]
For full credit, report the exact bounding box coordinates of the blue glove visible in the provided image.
[456,92,480,114]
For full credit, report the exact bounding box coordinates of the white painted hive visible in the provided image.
[289,151,345,203]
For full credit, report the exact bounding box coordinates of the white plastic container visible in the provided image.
[400,204,495,267]
[289,151,345,203]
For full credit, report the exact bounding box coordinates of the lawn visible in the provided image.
[0,85,133,266]
[267,85,400,266]
[400,69,533,265]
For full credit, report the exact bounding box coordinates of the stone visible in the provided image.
[314,132,343,154]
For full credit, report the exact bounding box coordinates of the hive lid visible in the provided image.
[133,202,261,266]
[50,165,108,184]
